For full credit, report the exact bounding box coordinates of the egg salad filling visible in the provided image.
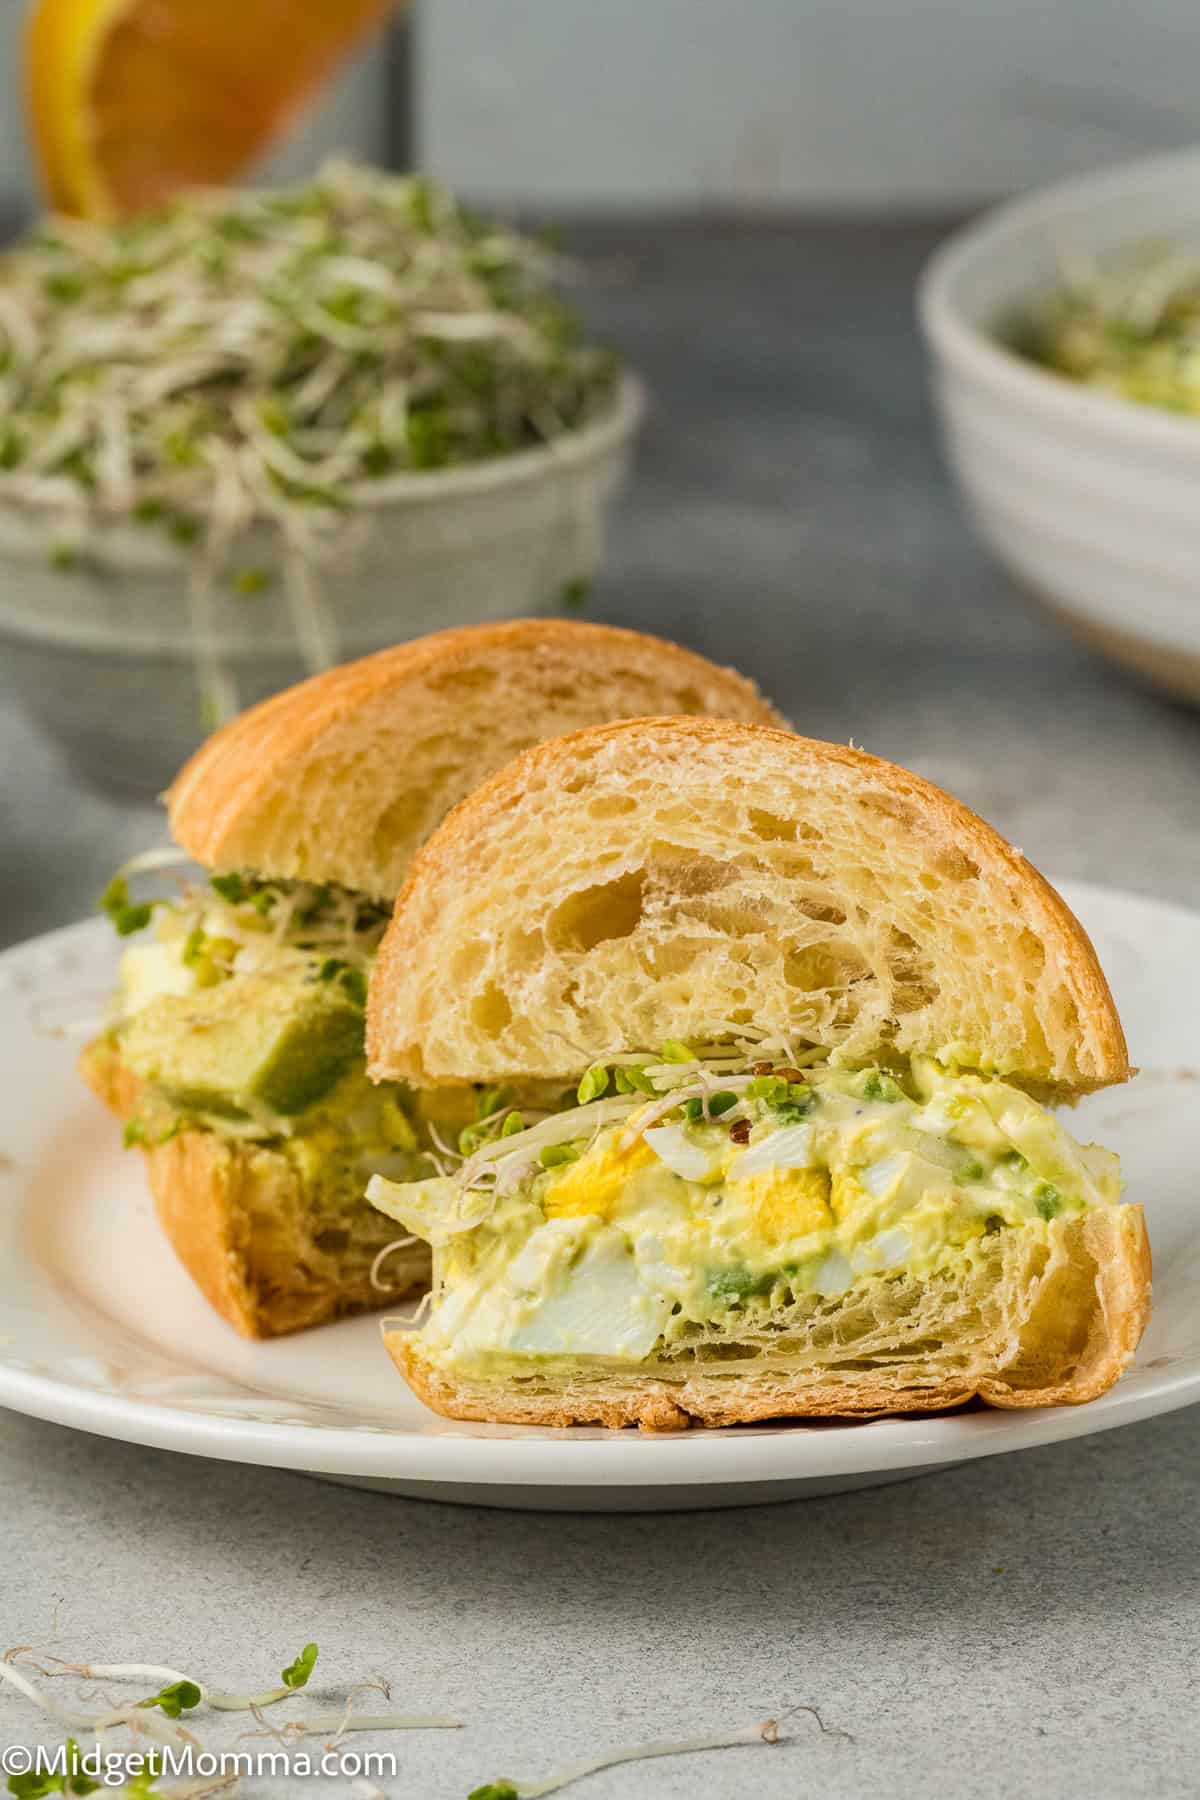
[97,854,446,1174]
[367,1046,1122,1376]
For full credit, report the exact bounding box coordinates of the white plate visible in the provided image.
[1,882,1197,1512]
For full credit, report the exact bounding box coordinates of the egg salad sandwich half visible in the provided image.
[364,717,1150,1428]
[80,626,784,1340]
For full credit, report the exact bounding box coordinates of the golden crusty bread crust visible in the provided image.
[367,717,1130,1095]
[166,621,786,898]
[80,1038,429,1339]
[384,1205,1151,1429]
[114,626,780,1337]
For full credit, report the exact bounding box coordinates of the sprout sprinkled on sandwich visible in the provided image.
[360,717,1150,1426]
[368,1043,1127,1389]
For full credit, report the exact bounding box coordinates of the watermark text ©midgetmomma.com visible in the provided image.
[0,1742,400,1785]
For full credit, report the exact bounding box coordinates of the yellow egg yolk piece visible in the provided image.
[542,1136,658,1220]
[726,1166,833,1245]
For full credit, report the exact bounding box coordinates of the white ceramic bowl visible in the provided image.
[0,372,643,794]
[918,149,1200,700]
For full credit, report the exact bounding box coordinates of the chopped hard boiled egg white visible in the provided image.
[367,1055,1123,1376]
[642,1123,718,1183]
[728,1122,814,1178]
[497,1221,670,1360]
[117,938,200,1017]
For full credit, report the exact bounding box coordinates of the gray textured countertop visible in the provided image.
[2,217,1198,1798]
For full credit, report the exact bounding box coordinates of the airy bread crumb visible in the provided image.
[367,717,1128,1095]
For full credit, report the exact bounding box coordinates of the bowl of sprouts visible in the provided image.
[0,160,641,793]
[919,147,1200,702]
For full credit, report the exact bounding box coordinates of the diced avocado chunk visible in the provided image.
[118,970,365,1120]
[254,1003,364,1116]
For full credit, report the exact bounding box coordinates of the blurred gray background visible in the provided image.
[418,0,1200,208]
[4,0,1200,220]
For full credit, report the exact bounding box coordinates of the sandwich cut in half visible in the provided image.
[81,626,784,1339]
[366,717,1151,1428]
